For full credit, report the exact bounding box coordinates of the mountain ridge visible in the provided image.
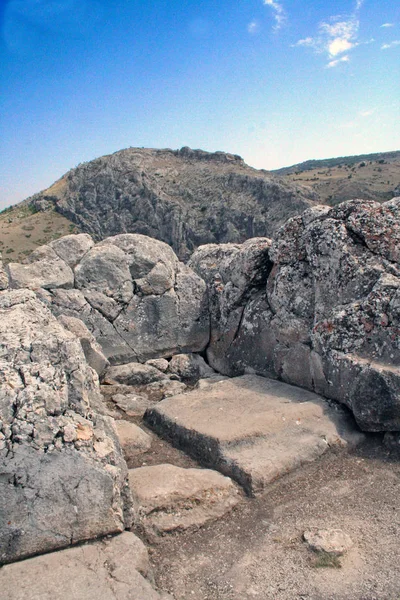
[22,146,319,260]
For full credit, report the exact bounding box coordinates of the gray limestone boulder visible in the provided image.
[57,314,109,376]
[146,358,169,372]
[167,354,201,384]
[7,245,74,290]
[26,233,210,364]
[0,289,132,564]
[189,237,272,375]
[49,233,94,267]
[191,199,400,432]
[103,362,166,386]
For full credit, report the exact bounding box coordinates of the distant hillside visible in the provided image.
[273,150,400,175]
[0,203,78,264]
[19,147,318,260]
[3,147,399,263]
[272,150,400,206]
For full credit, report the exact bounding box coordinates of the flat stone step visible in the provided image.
[128,464,240,538]
[0,532,171,600]
[115,420,152,466]
[144,375,364,496]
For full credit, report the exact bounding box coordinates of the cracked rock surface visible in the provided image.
[190,199,400,431]
[0,289,132,564]
[13,233,210,365]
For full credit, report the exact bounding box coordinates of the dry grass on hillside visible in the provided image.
[0,204,77,264]
[283,156,400,205]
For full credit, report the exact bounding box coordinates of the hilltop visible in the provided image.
[273,150,400,205]
[2,147,399,263]
[3,147,318,261]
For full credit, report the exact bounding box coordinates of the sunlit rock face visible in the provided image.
[7,233,210,365]
[28,146,318,261]
[190,198,400,432]
[0,289,132,564]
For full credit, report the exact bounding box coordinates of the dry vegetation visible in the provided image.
[279,153,400,205]
[0,204,77,264]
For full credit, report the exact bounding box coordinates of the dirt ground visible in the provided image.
[144,438,400,600]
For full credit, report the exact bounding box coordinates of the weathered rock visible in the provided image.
[42,288,136,365]
[145,375,364,496]
[49,233,94,267]
[192,199,400,431]
[30,233,210,364]
[28,147,318,261]
[0,289,132,564]
[0,531,171,600]
[75,244,134,304]
[103,362,166,387]
[303,528,353,556]
[0,253,8,290]
[167,354,201,384]
[57,314,109,376]
[111,393,156,418]
[128,464,240,537]
[7,247,74,290]
[189,237,272,375]
[115,420,152,465]
[146,358,169,372]
[145,379,188,400]
[164,353,215,383]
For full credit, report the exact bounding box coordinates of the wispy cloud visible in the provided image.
[293,0,364,67]
[247,20,259,35]
[381,23,394,28]
[263,0,286,31]
[360,109,375,117]
[381,40,400,49]
[326,55,350,68]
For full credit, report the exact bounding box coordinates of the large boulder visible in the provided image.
[7,245,74,290]
[190,199,400,432]
[28,233,210,364]
[189,237,272,375]
[0,289,132,564]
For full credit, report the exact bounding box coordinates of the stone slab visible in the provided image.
[145,375,364,496]
[129,464,240,538]
[115,420,152,465]
[0,532,171,600]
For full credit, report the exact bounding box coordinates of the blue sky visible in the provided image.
[1,0,399,208]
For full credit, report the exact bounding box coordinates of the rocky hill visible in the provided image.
[1,197,400,598]
[24,147,318,260]
[274,150,400,206]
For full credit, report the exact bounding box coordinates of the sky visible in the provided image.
[0,0,399,209]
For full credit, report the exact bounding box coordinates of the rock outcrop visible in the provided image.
[190,198,400,432]
[27,147,318,260]
[0,289,132,564]
[7,233,209,365]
